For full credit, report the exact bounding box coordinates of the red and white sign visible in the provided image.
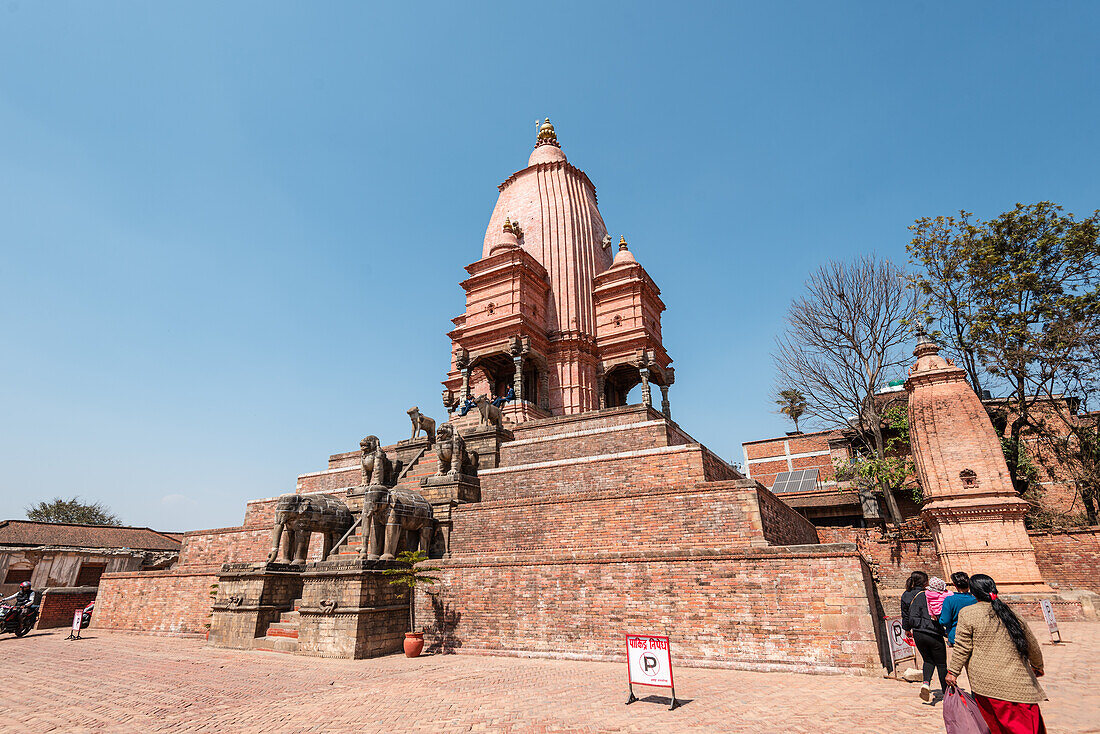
[1040,599,1060,642]
[886,617,915,663]
[625,634,674,688]
[71,609,83,633]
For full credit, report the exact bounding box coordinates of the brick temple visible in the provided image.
[92,120,1095,673]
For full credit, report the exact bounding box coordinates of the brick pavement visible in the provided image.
[2,622,1097,733]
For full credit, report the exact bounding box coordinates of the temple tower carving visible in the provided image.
[905,331,1048,592]
[442,120,673,422]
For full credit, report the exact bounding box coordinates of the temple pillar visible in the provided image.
[539,371,550,411]
[639,366,652,408]
[513,355,524,402]
[596,370,606,410]
[660,384,671,419]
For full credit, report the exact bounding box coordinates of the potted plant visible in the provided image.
[382,549,440,657]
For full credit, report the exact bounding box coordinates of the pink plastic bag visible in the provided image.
[943,686,991,734]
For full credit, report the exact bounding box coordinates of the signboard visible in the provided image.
[624,634,679,710]
[886,616,915,676]
[66,609,83,640]
[1039,599,1061,643]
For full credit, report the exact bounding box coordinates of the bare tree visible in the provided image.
[773,256,916,524]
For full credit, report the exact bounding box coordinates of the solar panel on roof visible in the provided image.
[771,468,821,493]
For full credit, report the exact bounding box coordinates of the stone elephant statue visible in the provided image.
[267,493,353,566]
[361,485,435,560]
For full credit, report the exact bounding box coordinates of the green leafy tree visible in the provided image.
[909,202,1100,495]
[26,496,122,525]
[835,406,918,505]
[775,388,807,433]
[382,549,441,632]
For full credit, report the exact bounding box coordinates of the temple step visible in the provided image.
[266,622,299,639]
[251,635,299,653]
[279,610,300,623]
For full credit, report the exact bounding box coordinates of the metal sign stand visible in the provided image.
[65,609,82,641]
[626,682,679,711]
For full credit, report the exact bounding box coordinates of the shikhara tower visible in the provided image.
[441,119,674,422]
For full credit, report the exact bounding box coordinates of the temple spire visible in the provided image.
[535,118,559,148]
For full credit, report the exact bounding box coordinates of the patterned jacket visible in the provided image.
[947,602,1046,703]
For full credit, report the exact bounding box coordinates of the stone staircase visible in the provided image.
[327,446,441,560]
[251,598,302,653]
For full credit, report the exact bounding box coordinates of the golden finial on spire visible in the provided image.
[503,217,513,233]
[535,117,559,148]
[618,235,629,251]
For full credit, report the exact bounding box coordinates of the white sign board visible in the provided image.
[625,634,674,688]
[1040,599,1060,640]
[71,609,83,633]
[886,617,914,662]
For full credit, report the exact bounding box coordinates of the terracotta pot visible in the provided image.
[403,632,425,657]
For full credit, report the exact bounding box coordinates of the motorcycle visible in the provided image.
[0,603,39,637]
[80,600,94,629]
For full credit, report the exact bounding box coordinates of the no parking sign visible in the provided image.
[624,634,679,710]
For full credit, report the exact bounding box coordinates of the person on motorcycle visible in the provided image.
[2,581,39,624]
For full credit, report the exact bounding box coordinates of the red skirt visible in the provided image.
[973,693,1046,734]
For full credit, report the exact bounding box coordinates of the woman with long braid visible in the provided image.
[945,574,1047,733]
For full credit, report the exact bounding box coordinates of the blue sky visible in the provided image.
[2,2,1097,531]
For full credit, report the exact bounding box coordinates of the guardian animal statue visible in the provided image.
[434,422,479,478]
[407,406,436,444]
[360,435,401,487]
[266,493,353,565]
[362,485,435,560]
[473,394,503,429]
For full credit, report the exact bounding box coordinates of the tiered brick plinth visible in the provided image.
[413,406,889,674]
[296,558,408,659]
[208,563,303,650]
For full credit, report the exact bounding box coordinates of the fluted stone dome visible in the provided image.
[482,119,611,335]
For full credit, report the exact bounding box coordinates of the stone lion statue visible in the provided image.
[435,422,478,478]
[407,406,436,444]
[474,394,503,429]
[361,435,401,487]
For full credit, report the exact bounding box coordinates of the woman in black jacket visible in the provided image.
[900,570,947,703]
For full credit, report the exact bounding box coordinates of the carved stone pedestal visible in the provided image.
[420,474,481,503]
[297,558,409,658]
[207,562,303,650]
[461,425,514,470]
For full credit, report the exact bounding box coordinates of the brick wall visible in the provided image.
[815,527,944,615]
[501,420,674,465]
[93,569,219,636]
[179,526,274,568]
[415,547,885,674]
[479,445,708,503]
[450,484,777,557]
[36,587,97,629]
[509,405,659,440]
[757,487,820,546]
[1030,526,1100,593]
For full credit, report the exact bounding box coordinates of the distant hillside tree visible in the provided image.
[775,388,807,433]
[773,255,915,524]
[26,497,123,526]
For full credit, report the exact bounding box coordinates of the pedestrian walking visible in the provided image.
[900,570,948,703]
[940,572,978,646]
[945,574,1047,734]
